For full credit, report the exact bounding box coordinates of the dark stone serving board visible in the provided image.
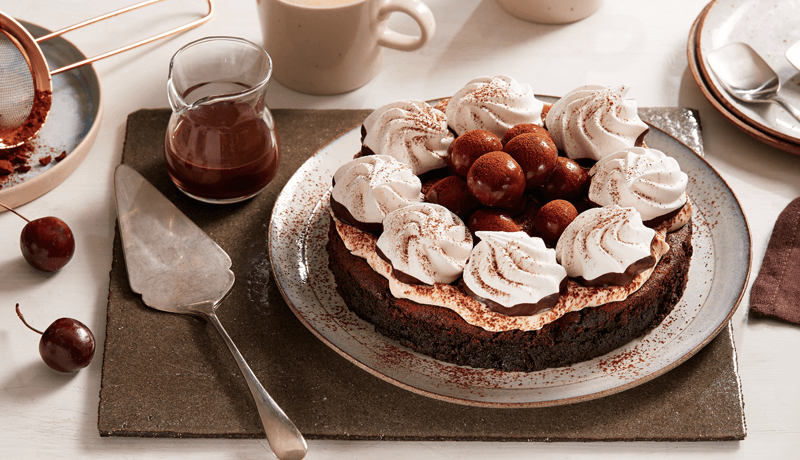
[97,107,745,441]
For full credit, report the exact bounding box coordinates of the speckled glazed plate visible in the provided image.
[0,20,102,209]
[689,2,800,155]
[269,107,750,408]
[696,0,800,146]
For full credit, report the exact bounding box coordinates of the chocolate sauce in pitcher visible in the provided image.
[164,78,279,203]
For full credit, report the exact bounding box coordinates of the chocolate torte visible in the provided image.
[326,76,693,372]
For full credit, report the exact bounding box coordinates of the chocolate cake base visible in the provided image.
[327,217,693,372]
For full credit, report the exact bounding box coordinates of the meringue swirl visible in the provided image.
[362,100,454,175]
[545,85,649,161]
[555,206,656,284]
[463,231,567,315]
[445,75,544,137]
[376,203,473,285]
[589,147,688,222]
[331,155,422,228]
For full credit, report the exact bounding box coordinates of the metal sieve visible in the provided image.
[0,0,214,149]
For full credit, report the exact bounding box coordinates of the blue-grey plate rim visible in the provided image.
[0,20,103,208]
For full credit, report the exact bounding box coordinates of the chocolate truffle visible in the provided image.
[466,151,526,208]
[467,209,521,234]
[447,129,503,177]
[541,157,590,202]
[503,130,558,189]
[532,199,578,247]
[425,175,479,220]
[501,123,540,146]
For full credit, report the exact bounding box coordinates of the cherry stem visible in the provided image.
[15,303,43,335]
[0,202,30,223]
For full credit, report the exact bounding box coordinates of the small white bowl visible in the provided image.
[496,0,603,24]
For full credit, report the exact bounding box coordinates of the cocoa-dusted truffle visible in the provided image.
[447,129,503,177]
[467,209,521,234]
[541,157,590,202]
[541,103,553,126]
[425,175,479,220]
[467,151,526,207]
[532,199,578,247]
[515,196,544,235]
[501,123,540,146]
[503,130,558,189]
[499,193,527,216]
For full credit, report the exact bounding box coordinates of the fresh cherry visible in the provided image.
[16,304,95,373]
[1,202,75,272]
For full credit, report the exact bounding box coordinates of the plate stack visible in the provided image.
[689,0,800,155]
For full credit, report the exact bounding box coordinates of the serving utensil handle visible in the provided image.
[773,96,800,124]
[205,311,308,460]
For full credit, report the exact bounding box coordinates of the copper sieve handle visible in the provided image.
[37,0,214,75]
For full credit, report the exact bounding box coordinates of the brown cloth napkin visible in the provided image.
[750,197,800,323]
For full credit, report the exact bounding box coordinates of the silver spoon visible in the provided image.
[707,42,800,123]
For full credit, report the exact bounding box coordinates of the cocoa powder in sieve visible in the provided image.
[0,89,52,147]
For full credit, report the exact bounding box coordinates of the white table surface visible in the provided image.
[2,0,800,458]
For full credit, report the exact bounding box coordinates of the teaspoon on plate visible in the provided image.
[707,42,800,124]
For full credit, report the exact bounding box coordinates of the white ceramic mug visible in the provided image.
[496,0,603,24]
[256,0,436,95]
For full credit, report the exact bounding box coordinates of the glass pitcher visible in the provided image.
[164,37,279,204]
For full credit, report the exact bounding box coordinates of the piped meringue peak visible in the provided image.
[362,100,454,175]
[555,206,657,286]
[446,75,544,137]
[545,85,649,161]
[589,147,688,222]
[463,231,567,315]
[376,203,473,285]
[331,155,422,230]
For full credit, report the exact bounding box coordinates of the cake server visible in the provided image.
[113,164,307,460]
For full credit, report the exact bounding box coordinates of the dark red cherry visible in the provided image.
[40,318,96,372]
[20,216,75,272]
[16,304,95,373]
[2,202,75,272]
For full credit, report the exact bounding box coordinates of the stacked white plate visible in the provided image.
[689,0,800,155]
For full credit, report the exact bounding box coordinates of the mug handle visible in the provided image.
[377,0,436,51]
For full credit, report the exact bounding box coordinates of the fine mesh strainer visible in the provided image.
[0,0,214,149]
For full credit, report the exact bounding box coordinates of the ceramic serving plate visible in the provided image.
[697,0,800,145]
[688,2,800,155]
[269,106,750,407]
[0,21,103,209]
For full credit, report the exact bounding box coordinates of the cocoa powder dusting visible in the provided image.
[0,89,52,147]
[0,139,67,189]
